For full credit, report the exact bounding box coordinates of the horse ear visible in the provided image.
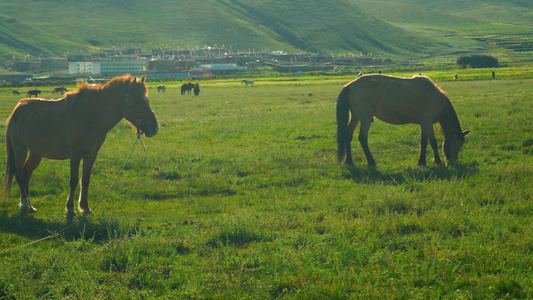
[131,76,137,84]
[140,75,146,83]
[463,130,471,137]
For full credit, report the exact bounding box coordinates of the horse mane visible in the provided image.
[435,84,463,139]
[65,74,146,98]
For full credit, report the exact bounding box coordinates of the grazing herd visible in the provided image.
[12,79,261,99]
[5,74,469,219]
[12,82,207,98]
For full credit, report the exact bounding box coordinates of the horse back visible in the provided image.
[6,98,74,159]
[9,98,66,120]
[346,75,447,125]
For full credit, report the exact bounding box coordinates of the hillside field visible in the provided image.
[0,73,532,298]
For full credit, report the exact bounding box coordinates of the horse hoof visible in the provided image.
[66,211,76,221]
[20,205,37,215]
[82,210,94,217]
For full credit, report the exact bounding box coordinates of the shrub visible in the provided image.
[457,54,500,69]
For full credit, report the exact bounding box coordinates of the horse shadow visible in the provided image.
[343,161,479,185]
[0,210,139,244]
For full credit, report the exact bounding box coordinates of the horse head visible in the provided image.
[443,130,470,162]
[123,75,159,137]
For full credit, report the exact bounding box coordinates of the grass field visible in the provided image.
[0,74,532,298]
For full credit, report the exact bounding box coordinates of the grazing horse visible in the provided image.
[337,74,470,166]
[4,75,159,219]
[26,90,41,97]
[12,90,20,95]
[193,84,200,96]
[52,87,68,95]
[157,85,166,93]
[241,80,254,87]
[181,82,195,95]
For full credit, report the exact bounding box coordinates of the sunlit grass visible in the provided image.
[1,76,532,298]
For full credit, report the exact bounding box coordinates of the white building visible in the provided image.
[68,60,147,76]
[194,63,246,72]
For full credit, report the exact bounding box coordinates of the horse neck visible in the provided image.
[438,100,463,141]
[77,88,126,132]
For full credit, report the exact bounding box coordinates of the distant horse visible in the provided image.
[12,90,20,95]
[4,75,159,218]
[181,82,195,95]
[193,84,200,96]
[241,80,254,87]
[52,87,68,95]
[157,85,166,93]
[337,74,470,166]
[26,90,41,97]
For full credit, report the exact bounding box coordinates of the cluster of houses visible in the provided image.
[2,47,384,84]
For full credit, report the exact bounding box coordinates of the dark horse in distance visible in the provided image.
[53,86,68,95]
[26,90,41,97]
[4,75,159,219]
[181,82,195,95]
[336,74,470,166]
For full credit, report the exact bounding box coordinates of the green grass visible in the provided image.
[1,74,532,298]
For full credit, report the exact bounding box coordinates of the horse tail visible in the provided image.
[336,86,351,164]
[3,131,14,201]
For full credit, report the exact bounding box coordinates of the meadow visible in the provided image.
[0,73,532,299]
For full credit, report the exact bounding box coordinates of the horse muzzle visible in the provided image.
[143,124,159,137]
[135,112,159,138]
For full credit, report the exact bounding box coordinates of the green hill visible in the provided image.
[0,0,455,59]
[361,0,533,27]
[0,0,532,61]
[352,0,533,58]
[0,14,86,57]
[352,0,533,30]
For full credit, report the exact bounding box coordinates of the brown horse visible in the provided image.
[4,75,159,219]
[337,74,470,167]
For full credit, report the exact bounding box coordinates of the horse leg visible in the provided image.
[428,126,442,164]
[419,124,441,165]
[20,152,42,213]
[358,120,376,167]
[11,145,33,214]
[66,158,80,220]
[418,126,429,166]
[344,117,359,165]
[79,154,97,216]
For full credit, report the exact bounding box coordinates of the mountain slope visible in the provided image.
[0,0,449,59]
[221,0,433,54]
[1,0,532,62]
[0,14,86,57]
[353,0,533,29]
[405,0,533,26]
